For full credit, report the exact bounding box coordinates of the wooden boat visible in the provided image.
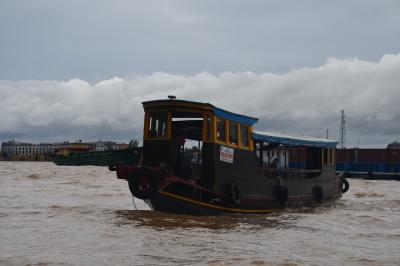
[111,97,349,214]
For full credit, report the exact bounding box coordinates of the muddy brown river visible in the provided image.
[0,162,399,265]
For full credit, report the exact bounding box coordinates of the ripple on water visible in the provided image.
[354,192,385,198]
[27,174,41,179]
[1,162,399,266]
[48,205,95,214]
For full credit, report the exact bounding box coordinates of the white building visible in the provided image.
[1,140,127,159]
[1,141,55,157]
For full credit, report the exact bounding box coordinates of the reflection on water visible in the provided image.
[0,162,399,266]
[114,210,295,231]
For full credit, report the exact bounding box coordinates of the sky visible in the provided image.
[0,0,399,147]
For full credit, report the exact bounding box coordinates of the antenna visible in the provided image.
[339,109,346,149]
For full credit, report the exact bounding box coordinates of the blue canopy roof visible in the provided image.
[213,107,258,125]
[253,130,337,148]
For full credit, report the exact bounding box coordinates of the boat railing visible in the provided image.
[259,167,321,179]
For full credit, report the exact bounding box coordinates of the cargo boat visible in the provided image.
[111,98,349,214]
[54,147,141,166]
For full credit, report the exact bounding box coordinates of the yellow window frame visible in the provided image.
[213,115,254,151]
[143,110,172,141]
[238,124,252,150]
[215,117,227,145]
[202,112,213,142]
[227,121,239,148]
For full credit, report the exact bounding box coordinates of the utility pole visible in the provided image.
[339,109,346,149]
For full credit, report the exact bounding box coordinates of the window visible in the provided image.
[229,122,238,145]
[216,118,226,142]
[148,112,168,139]
[203,114,211,142]
[240,125,249,147]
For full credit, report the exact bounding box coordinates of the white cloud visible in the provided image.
[0,54,399,147]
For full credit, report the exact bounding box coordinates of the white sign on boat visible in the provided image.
[220,146,234,163]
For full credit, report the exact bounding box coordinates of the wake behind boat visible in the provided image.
[110,97,349,214]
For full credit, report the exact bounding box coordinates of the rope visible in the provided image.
[132,196,138,210]
[191,180,203,214]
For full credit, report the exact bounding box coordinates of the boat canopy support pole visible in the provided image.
[284,146,287,170]
[260,141,264,167]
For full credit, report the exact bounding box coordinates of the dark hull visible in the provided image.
[146,175,343,215]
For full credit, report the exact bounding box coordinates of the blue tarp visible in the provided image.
[212,107,258,125]
[252,130,337,148]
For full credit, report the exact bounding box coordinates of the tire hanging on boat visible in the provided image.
[340,178,350,193]
[225,182,241,205]
[128,167,160,199]
[274,185,288,206]
[312,186,324,203]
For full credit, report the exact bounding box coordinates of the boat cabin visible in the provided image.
[252,131,337,179]
[142,98,337,193]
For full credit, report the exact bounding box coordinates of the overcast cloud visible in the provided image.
[1,1,400,81]
[1,54,399,147]
[0,1,399,147]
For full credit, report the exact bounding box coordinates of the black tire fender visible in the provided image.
[128,167,160,199]
[225,182,241,205]
[312,186,324,203]
[274,185,288,207]
[340,178,350,193]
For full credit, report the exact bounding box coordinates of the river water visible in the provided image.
[0,162,399,266]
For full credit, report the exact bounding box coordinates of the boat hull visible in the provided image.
[145,175,344,215]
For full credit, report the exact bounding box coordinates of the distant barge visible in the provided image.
[336,147,400,180]
[110,98,349,215]
[54,148,141,166]
[289,147,400,180]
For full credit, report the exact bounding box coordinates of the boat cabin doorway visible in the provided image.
[171,113,204,180]
[142,108,214,188]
